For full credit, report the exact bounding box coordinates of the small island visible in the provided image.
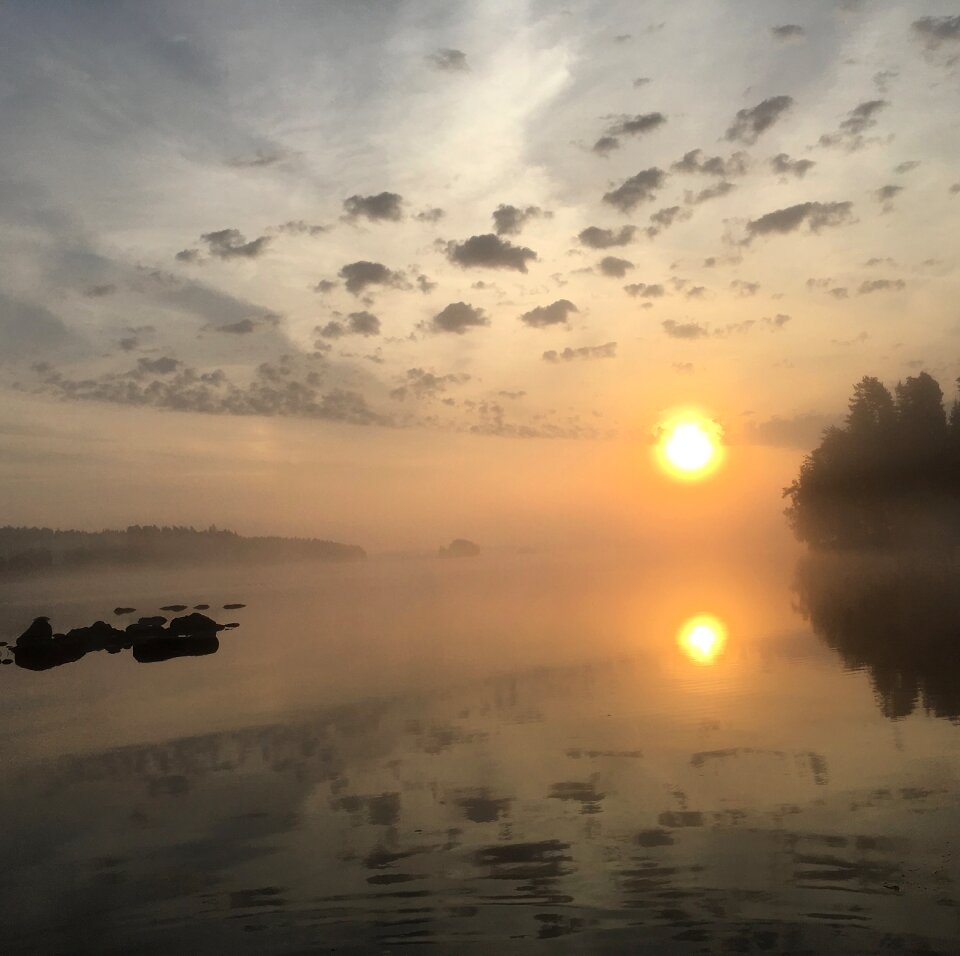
[439,538,481,558]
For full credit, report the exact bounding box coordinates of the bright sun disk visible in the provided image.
[655,412,724,481]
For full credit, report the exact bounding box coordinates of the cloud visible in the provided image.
[730,280,760,296]
[685,181,735,205]
[519,299,578,328]
[646,205,690,237]
[542,343,617,362]
[416,274,436,293]
[389,367,470,401]
[818,100,888,151]
[743,413,836,448]
[592,135,621,156]
[634,77,651,88]
[342,192,403,222]
[313,279,338,293]
[771,24,805,42]
[603,168,666,212]
[276,219,327,236]
[744,201,854,241]
[444,234,537,272]
[84,284,116,297]
[175,248,201,263]
[578,225,636,248]
[32,361,390,426]
[492,204,550,236]
[671,149,749,177]
[424,302,489,334]
[337,261,405,295]
[607,112,667,138]
[662,319,708,339]
[598,256,634,278]
[858,279,905,294]
[763,313,792,328]
[770,153,816,178]
[624,282,665,298]
[912,15,960,49]
[725,96,794,144]
[137,356,181,375]
[226,150,288,168]
[216,319,257,334]
[874,183,903,212]
[317,311,382,338]
[427,48,469,72]
[199,228,271,260]
[894,161,920,174]
[415,207,445,223]
[0,293,77,359]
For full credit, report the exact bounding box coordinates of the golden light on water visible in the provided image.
[654,411,725,481]
[677,614,728,665]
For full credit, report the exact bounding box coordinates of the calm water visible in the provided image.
[1,552,959,954]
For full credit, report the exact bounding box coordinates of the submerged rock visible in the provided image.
[114,607,136,615]
[223,603,246,610]
[160,604,188,612]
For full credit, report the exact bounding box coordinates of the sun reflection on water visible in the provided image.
[677,614,727,665]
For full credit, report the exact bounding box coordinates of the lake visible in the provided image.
[1,550,959,954]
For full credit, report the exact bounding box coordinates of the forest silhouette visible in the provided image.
[784,371,960,549]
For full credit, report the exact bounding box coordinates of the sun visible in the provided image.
[654,411,724,481]
[677,614,727,665]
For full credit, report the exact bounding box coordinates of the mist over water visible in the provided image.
[3,546,960,953]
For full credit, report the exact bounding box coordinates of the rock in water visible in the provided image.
[16,617,53,648]
[168,613,223,637]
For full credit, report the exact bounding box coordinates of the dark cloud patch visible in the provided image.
[216,319,257,334]
[725,96,794,144]
[603,168,666,212]
[520,299,578,328]
[427,48,469,72]
[598,256,634,278]
[662,319,708,339]
[607,112,667,138]
[730,280,760,297]
[874,184,903,212]
[592,135,621,156]
[624,282,664,298]
[493,204,550,236]
[338,261,405,295]
[175,248,201,263]
[226,150,287,169]
[423,302,489,335]
[578,225,636,248]
[200,228,271,260]
[32,362,389,426]
[894,161,920,174]
[634,76,651,87]
[415,207,445,223]
[950,183,960,195]
[137,356,180,375]
[671,149,749,177]
[771,24,805,41]
[390,367,470,401]
[343,192,403,222]
[744,413,836,448]
[744,201,854,242]
[819,100,888,151]
[84,284,116,298]
[317,311,382,339]
[416,274,436,294]
[646,205,690,237]
[912,15,960,49]
[445,234,537,272]
[542,342,617,362]
[770,153,816,178]
[858,279,905,294]
[764,313,792,328]
[685,181,735,205]
[276,220,327,236]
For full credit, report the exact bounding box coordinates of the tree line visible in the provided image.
[784,372,960,548]
[0,525,365,575]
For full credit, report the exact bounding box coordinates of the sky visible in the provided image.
[1,0,958,549]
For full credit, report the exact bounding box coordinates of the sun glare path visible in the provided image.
[655,412,724,481]
[677,614,728,665]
